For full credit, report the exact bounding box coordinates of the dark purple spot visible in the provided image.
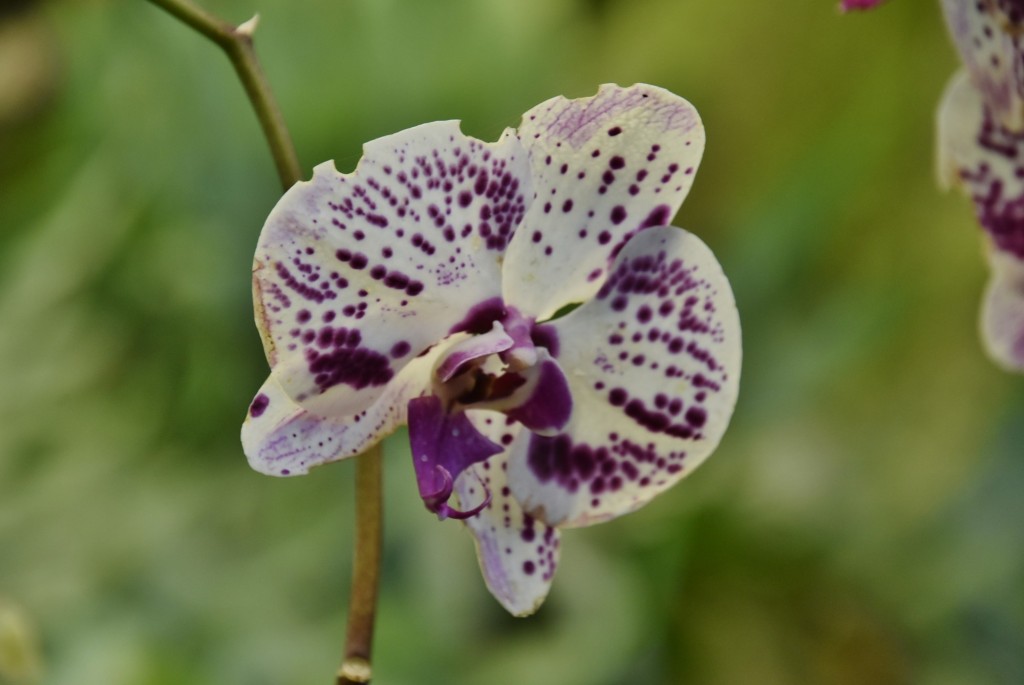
[383,272,409,290]
[275,263,326,303]
[249,393,270,418]
[607,126,622,136]
[306,344,393,393]
[685,406,707,428]
[391,340,411,358]
[610,206,627,225]
[639,204,672,229]
[609,155,625,170]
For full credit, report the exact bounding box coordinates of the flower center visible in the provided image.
[407,306,571,520]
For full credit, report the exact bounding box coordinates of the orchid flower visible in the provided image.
[938,0,1024,370]
[241,84,741,615]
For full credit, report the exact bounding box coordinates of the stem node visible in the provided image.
[146,0,302,190]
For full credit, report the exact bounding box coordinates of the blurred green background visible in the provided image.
[1,1,1022,683]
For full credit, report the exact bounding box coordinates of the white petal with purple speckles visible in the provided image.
[941,0,1024,131]
[455,410,560,616]
[507,227,740,527]
[502,84,705,320]
[254,122,532,417]
[938,70,1024,259]
[242,337,455,476]
[982,248,1024,371]
[939,72,1024,371]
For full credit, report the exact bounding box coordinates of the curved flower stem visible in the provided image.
[145,0,302,190]
[147,2,383,681]
[337,445,383,685]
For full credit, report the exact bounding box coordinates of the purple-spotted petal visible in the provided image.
[253,121,532,417]
[938,71,1024,259]
[501,84,705,321]
[242,335,454,476]
[982,248,1024,371]
[938,72,1024,371]
[455,411,561,616]
[507,227,741,527]
[941,0,1024,131]
[991,0,1024,30]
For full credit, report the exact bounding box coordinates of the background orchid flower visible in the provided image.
[938,1,1024,371]
[838,0,887,12]
[241,83,741,615]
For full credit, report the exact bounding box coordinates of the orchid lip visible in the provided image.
[422,465,492,520]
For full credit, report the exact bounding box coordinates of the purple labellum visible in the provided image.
[407,395,502,519]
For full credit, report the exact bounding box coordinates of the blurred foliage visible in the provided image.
[0,0,1022,683]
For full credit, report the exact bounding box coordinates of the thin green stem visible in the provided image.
[146,0,302,189]
[337,446,383,685]
[146,3,383,682]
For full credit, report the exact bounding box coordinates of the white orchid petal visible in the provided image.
[455,411,560,616]
[938,71,1024,372]
[941,0,1024,131]
[254,122,531,417]
[241,338,454,475]
[982,248,1024,371]
[938,70,1024,258]
[507,227,741,527]
[502,84,705,321]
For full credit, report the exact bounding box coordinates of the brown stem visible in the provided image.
[145,0,302,189]
[337,446,383,685]
[146,3,383,682]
